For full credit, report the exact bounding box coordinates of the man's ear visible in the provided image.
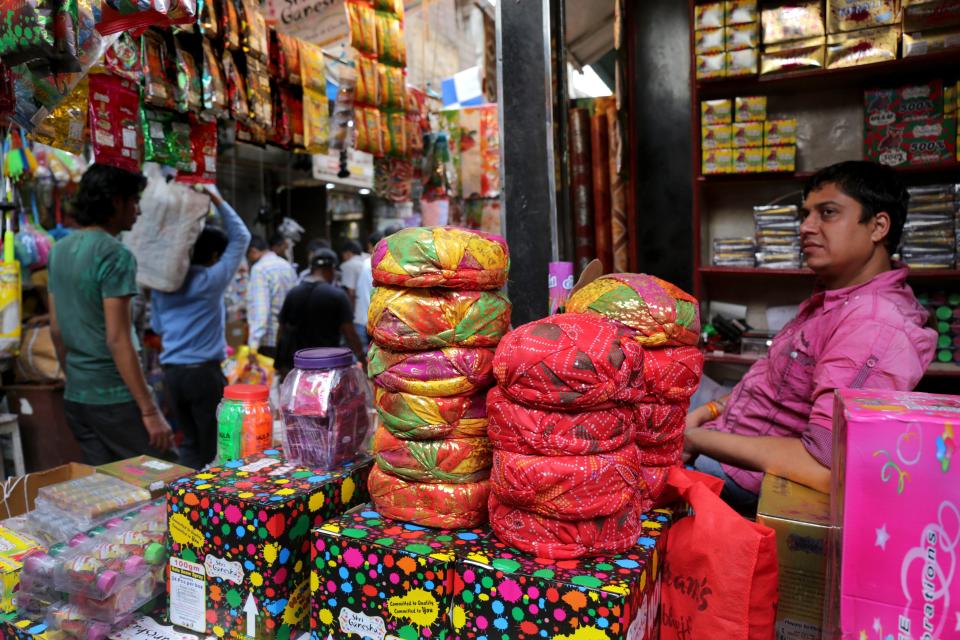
[871,211,891,245]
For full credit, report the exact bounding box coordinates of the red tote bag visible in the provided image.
[659,467,778,640]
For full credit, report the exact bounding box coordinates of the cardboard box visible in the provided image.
[725,0,757,26]
[902,27,960,58]
[0,527,42,613]
[826,0,899,33]
[454,509,673,639]
[726,22,759,50]
[733,121,764,147]
[166,451,372,639]
[311,508,489,640]
[0,462,95,521]
[702,148,733,174]
[761,1,825,44]
[695,28,725,55]
[702,124,733,149]
[701,99,733,125]
[97,455,193,499]
[735,95,767,122]
[764,118,798,146]
[733,147,765,173]
[726,47,758,76]
[825,25,899,69]
[864,80,944,126]
[865,116,957,166]
[757,475,832,640]
[903,0,960,32]
[696,53,726,80]
[760,37,826,75]
[763,145,797,172]
[695,2,724,30]
[827,389,960,640]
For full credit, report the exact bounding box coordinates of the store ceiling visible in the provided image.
[565,0,614,67]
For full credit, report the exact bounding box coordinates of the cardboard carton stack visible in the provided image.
[695,0,759,80]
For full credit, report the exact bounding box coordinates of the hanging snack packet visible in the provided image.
[0,0,57,67]
[330,64,356,150]
[376,11,405,66]
[355,105,382,156]
[174,39,202,112]
[142,30,176,110]
[406,112,421,155]
[221,0,241,51]
[236,121,267,146]
[303,86,329,154]
[104,32,141,80]
[246,56,272,126]
[71,0,101,70]
[379,63,404,109]
[356,55,378,105]
[268,28,283,77]
[201,38,228,119]
[277,33,301,84]
[171,117,194,170]
[271,83,292,148]
[290,92,304,148]
[222,50,250,123]
[141,106,177,166]
[346,0,377,55]
[198,0,219,37]
[383,110,406,157]
[374,0,402,17]
[31,76,89,155]
[89,73,142,173]
[298,40,326,94]
[241,0,268,61]
[177,115,217,183]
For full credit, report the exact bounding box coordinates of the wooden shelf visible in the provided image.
[700,267,960,281]
[696,49,960,99]
[697,160,960,184]
[705,352,960,379]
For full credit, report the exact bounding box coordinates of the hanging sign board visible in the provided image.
[262,0,347,47]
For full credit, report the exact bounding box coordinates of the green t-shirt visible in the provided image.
[48,230,139,404]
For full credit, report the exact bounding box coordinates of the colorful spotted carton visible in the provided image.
[0,614,47,640]
[310,509,488,640]
[453,509,673,640]
[166,450,372,640]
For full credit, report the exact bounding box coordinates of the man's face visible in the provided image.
[114,195,141,231]
[247,248,264,265]
[800,182,889,280]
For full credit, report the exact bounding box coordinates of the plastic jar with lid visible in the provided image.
[279,348,371,470]
[216,384,273,463]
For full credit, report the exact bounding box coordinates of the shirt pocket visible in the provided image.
[777,339,817,403]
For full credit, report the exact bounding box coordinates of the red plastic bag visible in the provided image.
[659,467,778,640]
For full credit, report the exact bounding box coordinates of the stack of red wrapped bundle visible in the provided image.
[488,274,703,559]
[365,227,511,528]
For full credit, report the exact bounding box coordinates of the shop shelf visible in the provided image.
[696,160,960,184]
[699,266,960,281]
[704,352,960,379]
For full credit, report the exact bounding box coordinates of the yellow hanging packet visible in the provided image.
[31,76,89,155]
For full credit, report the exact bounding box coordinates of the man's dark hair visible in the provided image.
[269,232,287,249]
[342,240,363,256]
[192,226,229,265]
[311,248,338,270]
[802,161,909,253]
[368,230,385,249]
[71,164,147,227]
[249,235,268,252]
[306,238,331,256]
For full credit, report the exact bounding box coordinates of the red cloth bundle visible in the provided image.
[634,402,686,446]
[636,346,704,404]
[372,427,492,484]
[492,313,644,411]
[368,465,490,528]
[374,388,489,441]
[638,435,684,468]
[490,445,651,520]
[488,493,645,559]
[486,387,635,456]
[368,345,496,397]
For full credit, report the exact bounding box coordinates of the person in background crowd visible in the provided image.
[48,164,175,465]
[340,237,375,351]
[684,161,937,505]
[275,249,366,378]
[151,187,251,469]
[246,234,298,359]
[298,238,333,283]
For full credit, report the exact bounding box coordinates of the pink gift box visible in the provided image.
[828,389,959,640]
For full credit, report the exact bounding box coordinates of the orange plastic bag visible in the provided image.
[659,467,778,640]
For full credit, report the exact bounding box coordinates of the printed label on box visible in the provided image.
[170,558,206,633]
[143,460,174,471]
[339,608,386,640]
[204,555,244,585]
[238,457,281,473]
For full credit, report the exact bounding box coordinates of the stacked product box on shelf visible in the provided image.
[695,0,759,80]
[825,0,901,69]
[919,290,960,366]
[902,0,960,59]
[901,184,958,269]
[760,1,826,75]
[713,236,757,267]
[701,94,796,175]
[311,507,673,640]
[165,450,372,639]
[754,204,801,269]
[96,455,193,499]
[865,79,958,167]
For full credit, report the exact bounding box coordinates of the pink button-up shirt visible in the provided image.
[705,266,937,494]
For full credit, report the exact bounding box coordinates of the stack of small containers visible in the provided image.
[366,227,511,529]
[754,204,802,269]
[901,183,958,269]
[487,274,703,560]
[694,0,759,80]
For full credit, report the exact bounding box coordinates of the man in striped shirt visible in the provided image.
[246,234,298,359]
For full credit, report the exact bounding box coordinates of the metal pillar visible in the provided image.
[497,0,559,326]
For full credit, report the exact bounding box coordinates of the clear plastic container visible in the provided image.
[70,566,164,622]
[46,602,131,640]
[279,348,372,469]
[217,384,273,463]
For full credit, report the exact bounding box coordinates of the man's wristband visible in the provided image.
[705,401,721,420]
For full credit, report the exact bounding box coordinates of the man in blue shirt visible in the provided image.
[151,188,252,469]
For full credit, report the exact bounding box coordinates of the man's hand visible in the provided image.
[682,427,701,465]
[143,411,175,452]
[203,184,224,207]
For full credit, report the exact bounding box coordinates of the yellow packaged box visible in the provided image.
[695,28,726,55]
[726,0,758,26]
[763,145,797,172]
[726,22,759,50]
[764,118,799,146]
[757,475,832,640]
[733,147,764,173]
[703,148,733,174]
[761,37,826,75]
[696,52,726,79]
[701,98,733,125]
[96,455,194,498]
[735,95,767,122]
[902,28,960,57]
[826,0,899,33]
[726,47,758,76]
[948,81,959,117]
[695,2,725,30]
[826,25,899,69]
[0,526,43,613]
[733,121,764,147]
[702,123,733,149]
[761,1,825,45]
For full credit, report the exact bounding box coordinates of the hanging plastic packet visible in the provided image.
[379,62,404,109]
[236,121,267,146]
[354,55,377,105]
[142,30,176,110]
[141,106,177,166]
[171,117,194,170]
[221,0,241,51]
[201,38,228,120]
[271,84,292,148]
[89,73,142,173]
[198,0,219,38]
[174,38,202,112]
[222,50,250,124]
[104,32,141,80]
[298,40,326,94]
[346,0,377,55]
[246,56,271,126]
[374,0,402,17]
[99,0,196,35]
[31,76,89,155]
[268,28,283,77]
[177,115,217,183]
[0,0,57,67]
[70,0,102,70]
[52,0,82,73]
[241,0,268,61]
[303,87,329,154]
[290,92,304,149]
[277,33,300,84]
[376,11,405,66]
[330,65,356,150]
[383,110,406,157]
[355,105,382,156]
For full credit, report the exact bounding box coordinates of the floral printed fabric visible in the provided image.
[368,344,496,397]
[368,465,490,528]
[372,427,492,484]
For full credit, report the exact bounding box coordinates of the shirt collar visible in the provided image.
[804,264,908,313]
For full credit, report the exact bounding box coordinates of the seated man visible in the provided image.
[684,161,937,503]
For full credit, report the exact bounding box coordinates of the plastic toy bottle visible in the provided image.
[217,384,272,462]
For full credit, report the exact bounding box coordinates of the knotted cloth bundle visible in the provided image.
[368,345,496,397]
[372,226,509,290]
[372,427,492,484]
[634,402,686,447]
[486,387,636,456]
[490,444,650,520]
[374,388,489,441]
[488,493,645,560]
[635,346,704,404]
[565,273,701,347]
[368,286,511,351]
[367,465,490,528]
[492,313,644,411]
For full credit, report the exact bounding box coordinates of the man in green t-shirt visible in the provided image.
[48,164,175,465]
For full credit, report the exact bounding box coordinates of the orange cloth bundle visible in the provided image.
[372,427,492,484]
[374,388,489,441]
[367,345,496,397]
[367,465,490,528]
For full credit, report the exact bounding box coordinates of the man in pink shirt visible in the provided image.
[684,161,937,505]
